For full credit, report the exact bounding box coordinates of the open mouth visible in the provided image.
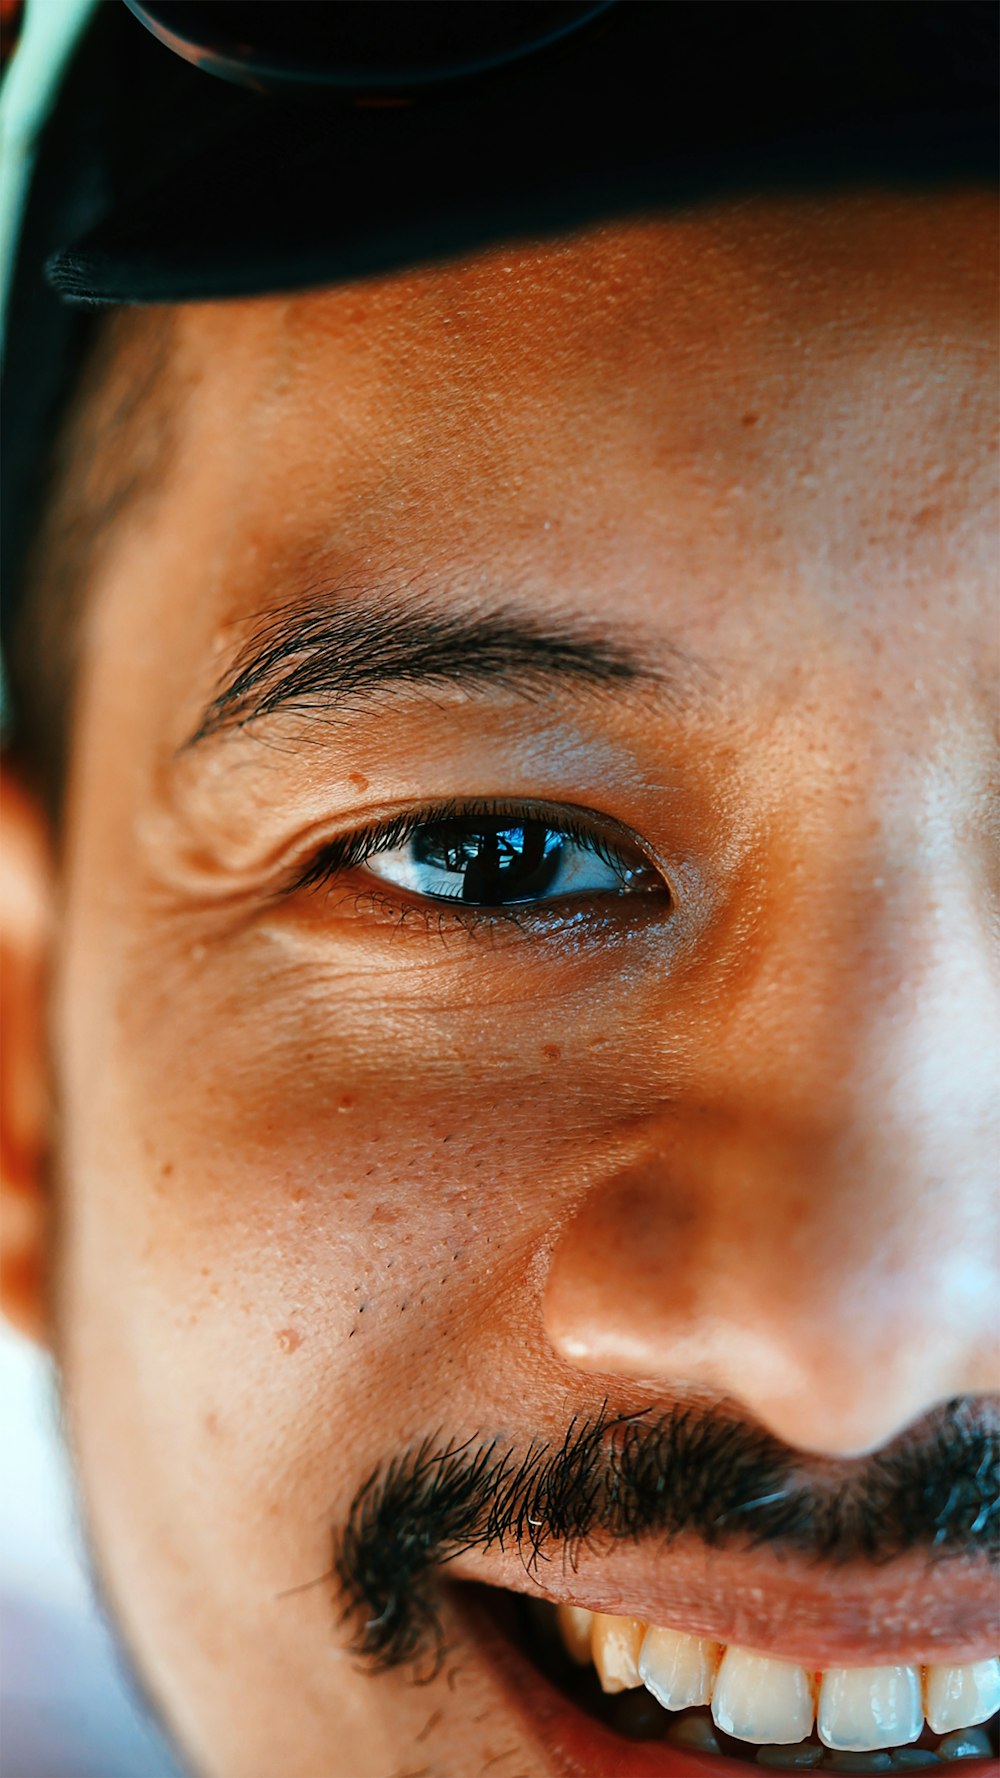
[456,1584,1000,1775]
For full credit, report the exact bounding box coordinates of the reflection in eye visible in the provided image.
[364,817,653,908]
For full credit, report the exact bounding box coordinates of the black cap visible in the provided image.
[2,0,996,640]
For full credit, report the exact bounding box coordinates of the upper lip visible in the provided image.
[444,1537,1000,1670]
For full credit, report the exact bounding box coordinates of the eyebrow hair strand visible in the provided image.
[185,589,701,749]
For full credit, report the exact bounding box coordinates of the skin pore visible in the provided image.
[0,191,997,1778]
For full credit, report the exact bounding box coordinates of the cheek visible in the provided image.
[88,921,659,1307]
[54,891,683,1693]
[56,931,625,1514]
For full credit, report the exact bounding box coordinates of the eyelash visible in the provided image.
[290,798,664,932]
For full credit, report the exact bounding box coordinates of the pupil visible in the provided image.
[414,822,563,904]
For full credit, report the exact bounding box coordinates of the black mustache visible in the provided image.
[331,1398,999,1674]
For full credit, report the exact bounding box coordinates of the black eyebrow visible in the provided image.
[184,589,708,749]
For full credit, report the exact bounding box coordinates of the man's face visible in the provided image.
[20,193,1000,1774]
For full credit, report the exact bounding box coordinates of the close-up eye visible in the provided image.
[363,814,662,909]
[299,807,668,913]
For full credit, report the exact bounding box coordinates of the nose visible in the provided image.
[543,844,1000,1458]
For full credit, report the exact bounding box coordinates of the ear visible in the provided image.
[0,764,55,1347]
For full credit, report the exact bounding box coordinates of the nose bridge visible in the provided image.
[726,778,997,1202]
[719,826,998,1442]
[542,772,1000,1457]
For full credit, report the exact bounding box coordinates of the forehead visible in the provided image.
[92,192,997,751]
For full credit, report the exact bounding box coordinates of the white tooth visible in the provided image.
[936,1726,993,1761]
[711,1646,815,1744]
[924,1657,1000,1734]
[555,1604,593,1665]
[817,1666,923,1752]
[590,1613,645,1693]
[638,1624,721,1710]
[665,1710,723,1754]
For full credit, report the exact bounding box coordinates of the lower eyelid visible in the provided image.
[334,882,658,943]
[285,870,674,962]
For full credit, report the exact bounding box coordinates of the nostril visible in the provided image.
[541,1180,981,1462]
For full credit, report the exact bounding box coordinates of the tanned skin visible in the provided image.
[1,192,997,1778]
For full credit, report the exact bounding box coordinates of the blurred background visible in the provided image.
[0,1321,186,1778]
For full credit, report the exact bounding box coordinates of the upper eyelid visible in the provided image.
[292,799,660,892]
